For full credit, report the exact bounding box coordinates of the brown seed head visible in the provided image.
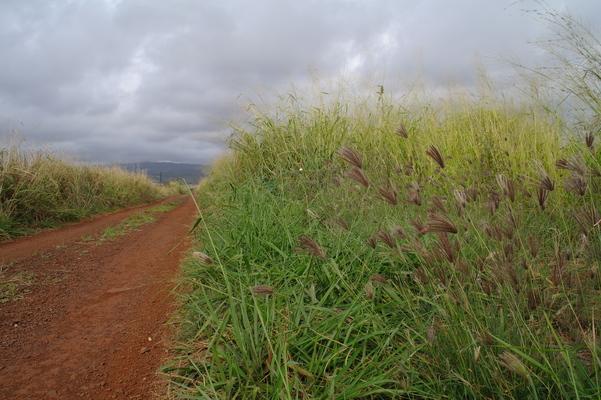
[192,251,214,265]
[377,229,396,248]
[556,156,587,176]
[252,285,274,296]
[369,273,388,284]
[496,174,515,202]
[407,182,422,205]
[537,187,549,210]
[396,122,409,138]
[378,185,398,205]
[565,174,587,196]
[585,132,594,149]
[298,235,326,259]
[345,167,370,188]
[410,218,428,236]
[426,145,445,169]
[426,213,458,234]
[338,146,363,168]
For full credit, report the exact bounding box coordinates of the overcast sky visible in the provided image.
[1,0,599,164]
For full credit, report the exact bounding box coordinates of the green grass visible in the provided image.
[100,201,181,240]
[165,94,601,399]
[0,144,168,240]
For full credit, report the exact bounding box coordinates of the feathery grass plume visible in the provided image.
[345,167,370,188]
[369,273,388,284]
[364,281,375,299]
[453,189,467,211]
[378,185,398,205]
[436,232,458,263]
[430,196,447,213]
[306,208,320,220]
[411,218,428,236]
[367,235,378,249]
[377,229,396,248]
[527,236,539,258]
[403,162,414,176]
[333,217,349,230]
[396,122,409,138]
[426,322,437,343]
[496,174,515,202]
[426,212,458,234]
[539,171,555,191]
[537,187,549,210]
[252,285,274,296]
[192,251,214,265]
[407,182,422,205]
[332,175,342,187]
[466,186,479,202]
[585,132,594,149]
[392,225,406,239]
[487,191,501,215]
[484,224,504,241]
[556,156,587,176]
[297,235,326,259]
[338,146,363,168]
[574,205,600,234]
[565,173,587,195]
[426,145,445,169]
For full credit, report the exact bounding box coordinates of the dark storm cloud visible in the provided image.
[0,0,599,163]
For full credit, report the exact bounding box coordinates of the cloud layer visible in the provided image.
[1,0,599,163]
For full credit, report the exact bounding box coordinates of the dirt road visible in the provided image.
[0,196,196,399]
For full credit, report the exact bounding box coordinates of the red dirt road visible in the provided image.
[0,197,196,399]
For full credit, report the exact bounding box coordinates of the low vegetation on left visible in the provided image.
[0,144,167,240]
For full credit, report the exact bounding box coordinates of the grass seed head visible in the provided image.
[407,182,422,205]
[345,167,370,188]
[298,235,326,259]
[499,351,530,378]
[192,251,214,265]
[252,285,274,296]
[585,132,594,149]
[537,187,549,210]
[369,273,388,284]
[338,146,363,168]
[377,229,396,248]
[565,173,587,195]
[496,174,515,202]
[411,218,428,236]
[378,185,398,205]
[426,213,458,234]
[556,156,587,176]
[396,122,409,138]
[426,145,445,169]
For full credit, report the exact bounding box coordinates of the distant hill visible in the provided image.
[120,162,206,184]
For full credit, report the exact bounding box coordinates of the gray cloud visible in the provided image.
[0,0,599,163]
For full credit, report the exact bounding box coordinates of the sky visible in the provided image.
[1,0,600,164]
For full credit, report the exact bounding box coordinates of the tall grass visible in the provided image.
[0,144,166,239]
[166,93,601,399]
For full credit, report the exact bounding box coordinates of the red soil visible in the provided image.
[0,196,196,399]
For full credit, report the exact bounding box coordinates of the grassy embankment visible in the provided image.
[0,145,167,240]
[166,93,601,398]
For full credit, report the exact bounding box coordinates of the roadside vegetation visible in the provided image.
[167,13,601,400]
[0,144,167,240]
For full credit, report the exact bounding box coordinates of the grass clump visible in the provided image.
[166,93,601,399]
[0,144,167,239]
[100,200,181,240]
